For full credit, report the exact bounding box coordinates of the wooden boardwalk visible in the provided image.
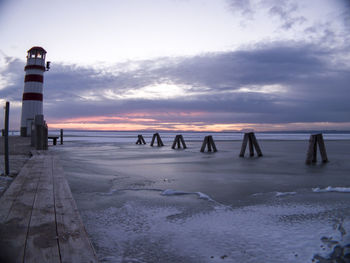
[0,152,98,263]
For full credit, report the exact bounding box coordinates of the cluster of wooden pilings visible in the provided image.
[31,114,48,150]
[135,132,329,164]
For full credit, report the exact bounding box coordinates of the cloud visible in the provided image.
[1,39,349,131]
[267,0,306,30]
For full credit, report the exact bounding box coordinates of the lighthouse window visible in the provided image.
[30,53,35,58]
[37,52,42,58]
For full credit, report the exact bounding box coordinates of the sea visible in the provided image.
[46,131,350,263]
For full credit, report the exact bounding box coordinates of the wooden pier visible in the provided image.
[0,152,98,263]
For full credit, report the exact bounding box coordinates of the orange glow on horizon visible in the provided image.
[47,113,350,132]
[48,119,350,132]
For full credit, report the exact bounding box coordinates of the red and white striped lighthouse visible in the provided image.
[20,46,49,137]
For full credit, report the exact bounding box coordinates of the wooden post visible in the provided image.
[239,133,249,157]
[43,122,48,150]
[150,133,156,146]
[248,134,254,157]
[251,133,263,157]
[31,122,35,146]
[306,134,316,164]
[317,134,328,163]
[239,132,263,158]
[179,135,187,149]
[208,135,217,152]
[136,134,146,144]
[306,134,328,164]
[60,129,63,145]
[172,135,187,149]
[200,135,217,152]
[34,115,45,150]
[157,133,164,146]
[150,133,164,147]
[200,136,208,152]
[4,101,9,175]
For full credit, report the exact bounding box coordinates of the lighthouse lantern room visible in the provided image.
[20,46,48,137]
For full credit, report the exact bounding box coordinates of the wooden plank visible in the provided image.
[52,156,98,263]
[0,160,33,222]
[0,156,42,263]
[239,133,249,157]
[24,155,60,263]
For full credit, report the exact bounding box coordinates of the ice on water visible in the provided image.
[313,186,350,193]
[52,131,350,263]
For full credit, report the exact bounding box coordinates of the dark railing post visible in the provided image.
[60,129,63,145]
[4,101,10,175]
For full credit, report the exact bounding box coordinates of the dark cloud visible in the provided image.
[1,40,349,129]
[226,0,254,16]
[267,0,306,30]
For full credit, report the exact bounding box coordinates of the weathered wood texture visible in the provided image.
[136,135,146,145]
[150,133,164,147]
[0,153,98,263]
[200,135,217,152]
[306,134,329,164]
[239,132,263,157]
[171,135,187,149]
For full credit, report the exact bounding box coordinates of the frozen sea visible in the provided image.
[50,131,350,263]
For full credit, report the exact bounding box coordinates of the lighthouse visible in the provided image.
[20,46,49,137]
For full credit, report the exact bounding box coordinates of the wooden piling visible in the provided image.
[60,129,63,145]
[172,135,187,149]
[200,135,217,152]
[239,133,249,157]
[251,133,263,157]
[150,133,164,147]
[32,115,48,151]
[317,134,328,163]
[200,136,208,152]
[239,132,263,157]
[4,101,9,175]
[248,134,254,157]
[136,134,146,145]
[306,133,328,164]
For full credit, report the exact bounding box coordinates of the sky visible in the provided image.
[0,0,350,131]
